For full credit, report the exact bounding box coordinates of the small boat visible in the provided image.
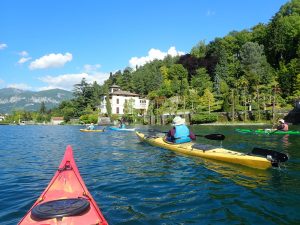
[235,128,300,135]
[18,145,108,225]
[108,126,136,132]
[136,131,288,170]
[80,129,105,132]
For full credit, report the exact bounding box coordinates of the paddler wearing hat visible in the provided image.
[166,116,196,143]
[276,119,289,131]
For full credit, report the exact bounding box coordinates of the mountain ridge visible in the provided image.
[0,88,73,114]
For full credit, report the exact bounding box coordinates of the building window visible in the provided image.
[117,98,119,104]
[116,107,119,114]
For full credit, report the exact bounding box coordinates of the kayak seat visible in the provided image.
[162,137,188,145]
[31,198,90,220]
[192,144,215,151]
[146,135,159,139]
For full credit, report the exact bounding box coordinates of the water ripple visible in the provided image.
[0,125,299,224]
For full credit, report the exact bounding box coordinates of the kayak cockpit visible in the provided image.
[31,198,90,220]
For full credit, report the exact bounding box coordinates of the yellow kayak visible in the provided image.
[136,132,287,170]
[80,129,104,132]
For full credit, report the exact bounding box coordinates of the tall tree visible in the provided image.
[191,68,213,96]
[73,78,93,114]
[168,64,189,96]
[191,40,207,59]
[105,93,112,117]
[200,88,215,114]
[240,42,274,89]
[39,101,46,114]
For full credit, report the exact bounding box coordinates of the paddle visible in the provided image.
[198,133,225,141]
[251,147,289,164]
[270,129,279,134]
[148,130,225,141]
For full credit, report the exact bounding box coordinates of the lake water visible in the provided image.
[0,125,299,225]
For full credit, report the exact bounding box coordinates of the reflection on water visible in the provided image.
[281,134,291,150]
[200,158,272,189]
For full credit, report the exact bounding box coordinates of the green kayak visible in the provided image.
[236,128,300,135]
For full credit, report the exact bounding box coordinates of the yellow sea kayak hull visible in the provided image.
[80,129,104,132]
[136,132,272,170]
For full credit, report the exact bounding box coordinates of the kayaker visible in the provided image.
[87,123,95,130]
[119,118,126,128]
[166,116,196,143]
[276,119,288,131]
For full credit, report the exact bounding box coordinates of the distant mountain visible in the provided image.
[0,88,73,114]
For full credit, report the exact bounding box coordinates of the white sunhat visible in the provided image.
[172,116,185,126]
[278,119,285,123]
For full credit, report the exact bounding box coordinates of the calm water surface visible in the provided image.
[0,125,299,225]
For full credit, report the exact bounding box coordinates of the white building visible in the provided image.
[100,84,149,115]
[51,117,64,125]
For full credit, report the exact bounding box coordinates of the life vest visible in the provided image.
[174,125,191,143]
[277,123,288,131]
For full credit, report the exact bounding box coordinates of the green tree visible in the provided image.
[240,42,274,90]
[168,64,189,96]
[199,88,215,114]
[265,0,300,67]
[292,73,300,99]
[91,81,101,109]
[73,78,93,115]
[191,68,213,96]
[278,59,300,98]
[39,101,46,114]
[131,60,163,95]
[105,93,112,117]
[191,40,207,58]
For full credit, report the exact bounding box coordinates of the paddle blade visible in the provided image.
[251,148,288,163]
[203,133,225,141]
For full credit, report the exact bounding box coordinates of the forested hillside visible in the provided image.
[99,0,300,122]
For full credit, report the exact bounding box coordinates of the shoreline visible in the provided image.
[194,123,268,126]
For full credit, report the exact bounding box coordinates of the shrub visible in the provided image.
[80,114,98,124]
[190,113,218,124]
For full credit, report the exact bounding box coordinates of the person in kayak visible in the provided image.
[276,119,288,131]
[87,123,95,130]
[166,116,196,143]
[119,118,126,129]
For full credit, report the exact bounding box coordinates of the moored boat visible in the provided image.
[136,131,288,170]
[18,145,108,225]
[80,129,105,132]
[236,128,300,135]
[109,126,135,132]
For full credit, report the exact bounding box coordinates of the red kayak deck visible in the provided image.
[18,145,108,225]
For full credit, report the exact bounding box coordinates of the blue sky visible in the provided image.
[0,0,289,91]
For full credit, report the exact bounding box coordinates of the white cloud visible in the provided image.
[19,51,29,57]
[18,57,32,64]
[83,64,101,73]
[38,71,110,91]
[129,46,185,68]
[0,43,8,50]
[29,52,72,70]
[7,83,32,90]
